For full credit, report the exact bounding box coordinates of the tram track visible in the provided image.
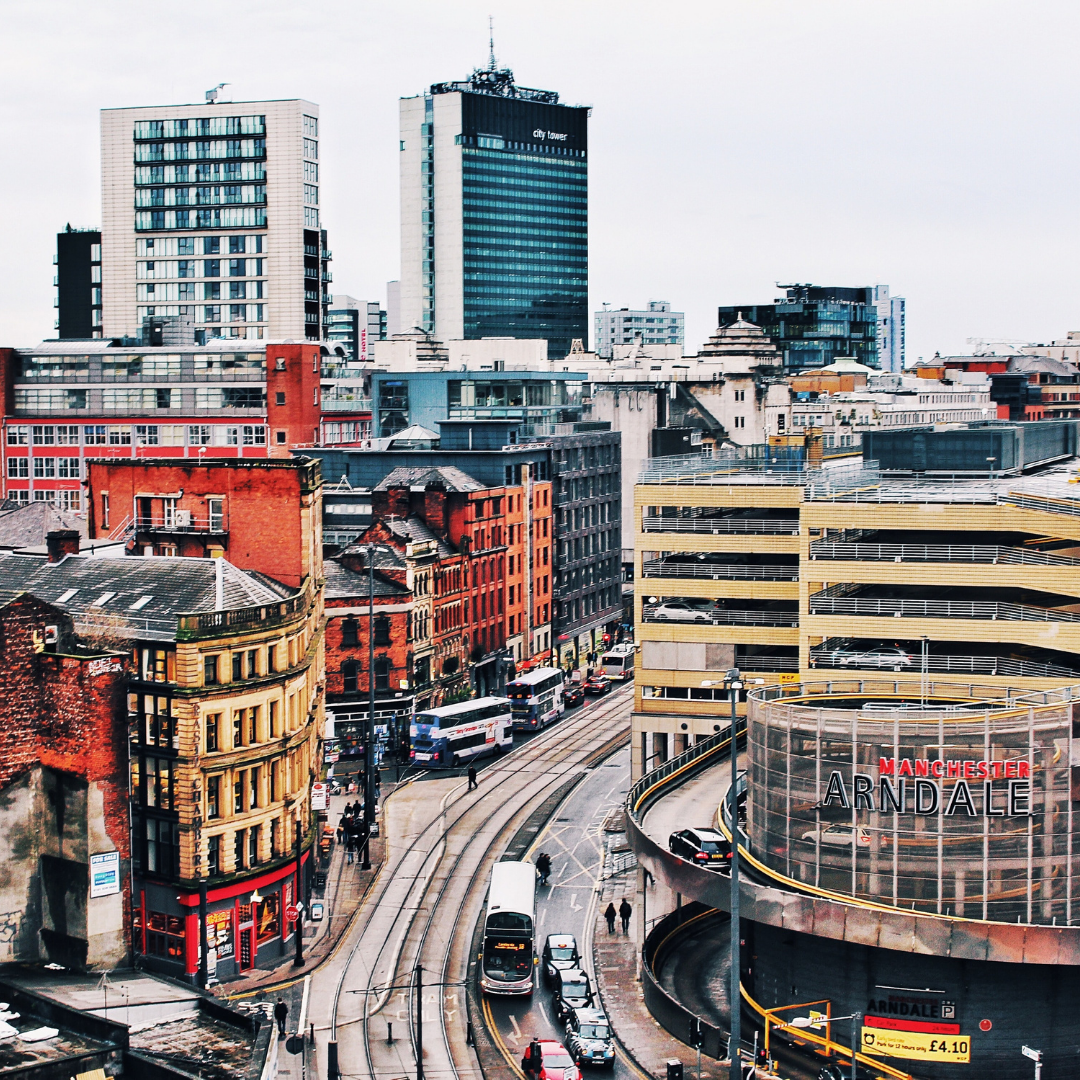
[322,685,634,1080]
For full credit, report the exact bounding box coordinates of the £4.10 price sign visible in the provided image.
[862,1026,971,1064]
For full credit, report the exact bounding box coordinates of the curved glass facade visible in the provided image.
[747,679,1078,925]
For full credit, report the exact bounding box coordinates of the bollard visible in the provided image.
[327,1041,339,1080]
[387,1021,394,1043]
[466,1020,474,1046]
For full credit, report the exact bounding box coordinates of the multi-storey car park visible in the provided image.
[626,420,1080,1077]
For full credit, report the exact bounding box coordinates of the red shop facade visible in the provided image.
[134,850,312,981]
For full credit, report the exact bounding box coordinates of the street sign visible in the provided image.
[285,905,299,923]
[862,1025,971,1063]
[311,781,328,810]
[1022,1046,1042,1062]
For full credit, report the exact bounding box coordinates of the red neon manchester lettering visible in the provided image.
[879,758,896,776]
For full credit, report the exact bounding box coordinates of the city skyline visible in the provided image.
[3,2,1080,361]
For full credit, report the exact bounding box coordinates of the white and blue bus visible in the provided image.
[410,696,512,768]
[601,643,636,682]
[506,667,565,732]
[480,860,537,996]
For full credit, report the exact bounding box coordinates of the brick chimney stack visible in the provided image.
[46,530,81,563]
[422,486,448,537]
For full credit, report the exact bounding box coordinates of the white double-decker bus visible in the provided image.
[410,697,512,768]
[480,860,536,996]
[506,667,565,732]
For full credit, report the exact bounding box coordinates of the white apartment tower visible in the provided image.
[100,97,330,343]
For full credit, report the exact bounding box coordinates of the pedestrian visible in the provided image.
[604,902,617,933]
[273,998,288,1037]
[353,799,363,818]
[346,836,355,865]
[336,821,345,845]
[536,852,552,886]
[468,763,478,791]
[523,1036,543,1077]
[619,898,632,933]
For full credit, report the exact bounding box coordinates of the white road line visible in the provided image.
[509,1014,523,1042]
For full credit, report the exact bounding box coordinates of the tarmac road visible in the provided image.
[482,740,647,1080]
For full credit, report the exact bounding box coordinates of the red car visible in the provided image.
[534,1040,582,1080]
[564,684,585,708]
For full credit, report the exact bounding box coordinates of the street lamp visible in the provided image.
[790,1013,862,1080]
[356,543,391,871]
[721,668,744,1078]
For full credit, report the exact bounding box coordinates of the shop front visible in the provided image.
[134,850,311,982]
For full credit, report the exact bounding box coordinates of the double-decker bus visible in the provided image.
[480,860,536,995]
[601,643,635,682]
[506,667,565,732]
[410,697,512,768]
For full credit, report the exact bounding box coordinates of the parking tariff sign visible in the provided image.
[862,1025,971,1063]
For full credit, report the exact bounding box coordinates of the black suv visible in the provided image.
[668,828,732,870]
[565,1007,614,1068]
[552,968,594,1024]
[542,934,581,988]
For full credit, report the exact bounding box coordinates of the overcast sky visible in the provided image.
[2,0,1079,360]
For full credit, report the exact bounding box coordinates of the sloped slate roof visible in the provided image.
[0,502,86,549]
[323,560,410,601]
[373,465,484,493]
[0,553,289,641]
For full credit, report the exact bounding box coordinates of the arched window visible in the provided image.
[342,660,360,695]
[374,657,390,693]
[341,618,359,647]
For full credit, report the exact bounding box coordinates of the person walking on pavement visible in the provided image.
[604,902,617,933]
[467,763,478,791]
[274,998,288,1036]
[346,835,355,865]
[619,898,632,933]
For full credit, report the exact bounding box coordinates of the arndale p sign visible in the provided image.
[821,756,1032,817]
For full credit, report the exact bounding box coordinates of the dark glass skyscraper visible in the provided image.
[718,285,891,371]
[399,64,588,358]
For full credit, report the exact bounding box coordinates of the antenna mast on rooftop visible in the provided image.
[488,15,497,70]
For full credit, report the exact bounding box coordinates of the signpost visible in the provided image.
[311,782,328,811]
[285,905,299,924]
[1022,1046,1042,1080]
[861,1026,971,1063]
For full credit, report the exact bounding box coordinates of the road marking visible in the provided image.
[569,893,582,912]
[539,907,546,925]
[509,1014,522,1042]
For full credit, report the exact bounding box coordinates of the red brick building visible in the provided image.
[85,456,322,588]
[0,586,130,969]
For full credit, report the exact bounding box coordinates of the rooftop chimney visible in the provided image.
[46,530,80,563]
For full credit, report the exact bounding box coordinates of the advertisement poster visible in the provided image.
[89,851,120,897]
[206,909,234,960]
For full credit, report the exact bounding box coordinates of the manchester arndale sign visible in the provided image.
[820,756,1032,817]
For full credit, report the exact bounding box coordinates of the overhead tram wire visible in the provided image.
[328,685,633,1080]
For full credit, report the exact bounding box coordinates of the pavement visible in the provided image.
[212,784,392,1002]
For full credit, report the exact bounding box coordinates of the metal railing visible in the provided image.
[176,590,309,638]
[641,516,800,535]
[641,560,799,581]
[808,595,1080,623]
[1001,492,1080,518]
[135,515,227,533]
[642,607,799,627]
[736,654,800,672]
[808,541,1080,567]
[809,651,1080,680]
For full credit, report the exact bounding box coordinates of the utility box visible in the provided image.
[666,1060,683,1080]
